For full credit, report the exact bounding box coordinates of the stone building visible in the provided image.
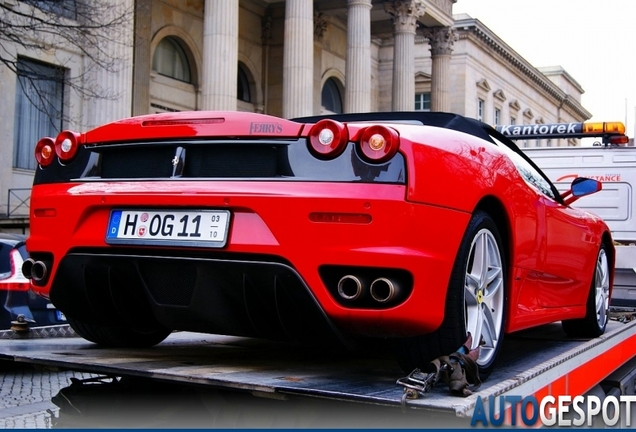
[0,0,590,230]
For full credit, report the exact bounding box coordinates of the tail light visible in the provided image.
[358,125,399,163]
[1,282,30,291]
[35,137,55,167]
[1,250,30,291]
[55,130,82,163]
[308,119,349,159]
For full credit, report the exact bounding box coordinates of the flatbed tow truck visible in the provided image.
[2,121,636,427]
[1,317,636,427]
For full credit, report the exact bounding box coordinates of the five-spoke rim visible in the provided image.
[595,248,610,329]
[464,228,504,367]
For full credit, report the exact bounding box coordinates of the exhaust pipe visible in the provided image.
[370,278,399,303]
[30,260,50,282]
[337,275,364,301]
[22,258,36,279]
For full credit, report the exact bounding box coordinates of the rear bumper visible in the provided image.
[28,181,470,339]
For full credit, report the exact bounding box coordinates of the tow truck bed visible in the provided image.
[0,320,635,420]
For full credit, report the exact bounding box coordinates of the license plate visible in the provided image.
[106,209,231,248]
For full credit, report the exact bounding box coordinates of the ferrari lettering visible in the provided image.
[249,122,283,134]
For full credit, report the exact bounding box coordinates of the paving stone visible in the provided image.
[0,362,97,429]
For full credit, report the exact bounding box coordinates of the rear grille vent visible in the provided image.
[98,143,287,179]
[101,147,174,179]
[139,261,197,306]
[184,145,278,178]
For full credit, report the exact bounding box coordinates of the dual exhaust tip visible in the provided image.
[22,258,50,283]
[337,275,400,304]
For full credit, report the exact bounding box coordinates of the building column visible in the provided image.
[131,0,151,116]
[282,0,313,119]
[85,0,134,129]
[344,0,372,113]
[423,26,456,112]
[201,0,238,111]
[385,0,425,112]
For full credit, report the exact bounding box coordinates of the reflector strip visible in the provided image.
[34,209,57,217]
[141,118,225,127]
[0,282,30,291]
[309,212,372,224]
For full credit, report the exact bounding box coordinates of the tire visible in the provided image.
[394,211,507,379]
[67,316,172,348]
[562,245,610,338]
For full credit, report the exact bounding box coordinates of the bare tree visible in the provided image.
[0,0,133,124]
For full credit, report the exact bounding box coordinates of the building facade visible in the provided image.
[0,0,590,230]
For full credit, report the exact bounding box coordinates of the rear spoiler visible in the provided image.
[495,121,629,146]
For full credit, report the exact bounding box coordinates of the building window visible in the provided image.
[414,92,430,111]
[152,37,191,83]
[150,103,180,113]
[510,116,516,125]
[13,58,64,170]
[494,108,501,125]
[24,0,78,20]
[237,64,251,103]
[321,78,343,114]
[477,98,485,121]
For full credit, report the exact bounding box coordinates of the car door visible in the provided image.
[491,136,590,309]
[540,198,598,307]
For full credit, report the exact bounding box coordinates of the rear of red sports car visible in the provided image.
[24,111,613,375]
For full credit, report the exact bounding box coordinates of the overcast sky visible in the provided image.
[453,0,636,137]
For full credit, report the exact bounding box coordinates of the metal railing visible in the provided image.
[5,188,31,217]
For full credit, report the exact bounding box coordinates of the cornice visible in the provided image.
[453,17,591,120]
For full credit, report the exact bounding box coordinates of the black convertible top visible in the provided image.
[293,111,496,144]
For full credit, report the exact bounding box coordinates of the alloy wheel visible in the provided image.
[464,228,505,367]
[594,248,610,329]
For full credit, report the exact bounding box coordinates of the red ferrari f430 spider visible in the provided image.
[23,111,614,376]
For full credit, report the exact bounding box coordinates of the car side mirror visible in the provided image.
[561,177,602,205]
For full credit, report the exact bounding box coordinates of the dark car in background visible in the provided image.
[0,233,66,329]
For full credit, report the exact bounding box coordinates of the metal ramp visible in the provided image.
[0,320,634,422]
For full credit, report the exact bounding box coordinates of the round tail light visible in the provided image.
[35,137,56,167]
[55,130,81,163]
[358,125,400,163]
[308,119,349,159]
